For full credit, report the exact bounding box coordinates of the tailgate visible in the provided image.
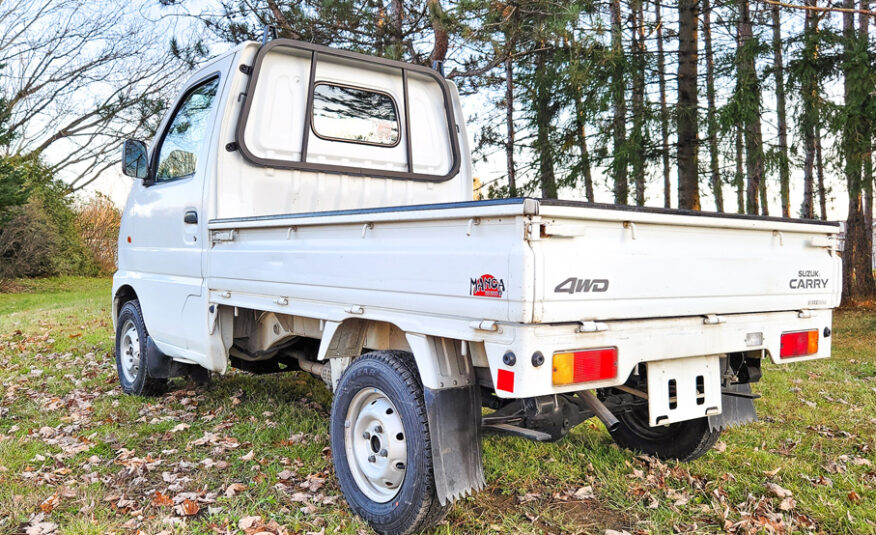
[530,203,841,323]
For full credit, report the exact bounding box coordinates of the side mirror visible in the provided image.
[122,139,149,179]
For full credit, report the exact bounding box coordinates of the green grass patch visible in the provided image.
[0,277,874,533]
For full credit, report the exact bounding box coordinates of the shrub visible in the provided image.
[75,193,121,275]
[0,157,96,280]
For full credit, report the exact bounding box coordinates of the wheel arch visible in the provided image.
[112,285,138,329]
[318,318,475,391]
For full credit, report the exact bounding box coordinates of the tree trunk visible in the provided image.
[611,0,628,205]
[841,0,876,302]
[655,0,671,208]
[390,0,404,59]
[800,0,817,219]
[816,130,827,220]
[736,122,745,213]
[771,4,790,217]
[702,0,723,212]
[677,0,700,210]
[573,91,594,202]
[631,0,646,206]
[428,0,448,64]
[860,0,873,294]
[737,0,763,215]
[534,49,557,199]
[504,57,516,197]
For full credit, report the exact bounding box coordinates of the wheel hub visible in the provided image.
[345,388,407,502]
[119,319,141,383]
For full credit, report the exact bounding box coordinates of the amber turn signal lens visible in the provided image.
[779,330,819,358]
[552,347,618,385]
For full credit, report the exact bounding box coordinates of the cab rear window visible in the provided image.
[310,83,399,147]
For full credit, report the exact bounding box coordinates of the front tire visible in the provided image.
[115,300,167,396]
[330,351,449,535]
[609,405,721,461]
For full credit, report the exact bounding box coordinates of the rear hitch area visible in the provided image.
[480,351,763,444]
[481,388,620,442]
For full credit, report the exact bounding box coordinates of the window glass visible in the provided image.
[311,83,399,146]
[155,77,220,182]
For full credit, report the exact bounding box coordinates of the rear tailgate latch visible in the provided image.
[809,235,837,256]
[703,314,725,325]
[577,321,608,333]
[211,229,236,244]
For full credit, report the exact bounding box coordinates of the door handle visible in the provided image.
[184,210,198,224]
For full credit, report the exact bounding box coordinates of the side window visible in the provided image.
[311,83,399,146]
[154,77,220,182]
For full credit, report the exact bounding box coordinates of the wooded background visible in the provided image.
[0,0,874,303]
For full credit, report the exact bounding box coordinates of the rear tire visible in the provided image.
[609,405,721,461]
[114,300,167,396]
[330,350,449,535]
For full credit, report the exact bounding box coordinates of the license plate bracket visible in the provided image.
[646,355,722,426]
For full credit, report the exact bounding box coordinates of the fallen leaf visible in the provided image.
[39,494,60,514]
[179,498,200,516]
[714,441,727,453]
[848,491,862,504]
[518,492,539,503]
[573,486,595,500]
[225,483,247,497]
[763,466,781,477]
[779,497,796,511]
[239,516,262,530]
[765,482,792,498]
[240,450,255,461]
[152,491,174,507]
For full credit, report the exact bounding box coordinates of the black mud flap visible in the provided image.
[146,336,188,379]
[708,383,758,432]
[424,385,485,505]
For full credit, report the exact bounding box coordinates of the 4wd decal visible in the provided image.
[470,274,505,298]
[554,277,610,294]
[790,270,829,290]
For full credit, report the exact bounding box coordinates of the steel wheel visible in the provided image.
[344,387,408,502]
[119,319,141,383]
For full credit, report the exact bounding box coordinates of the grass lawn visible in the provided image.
[1,277,875,534]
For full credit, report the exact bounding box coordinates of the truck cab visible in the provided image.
[113,37,841,535]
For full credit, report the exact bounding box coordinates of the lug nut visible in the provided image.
[368,454,376,463]
[362,431,371,439]
[395,462,405,470]
[374,425,383,434]
[379,448,388,457]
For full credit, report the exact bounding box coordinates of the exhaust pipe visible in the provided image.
[578,390,620,432]
[290,351,332,387]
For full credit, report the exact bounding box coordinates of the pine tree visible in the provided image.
[677,0,700,210]
[702,0,723,212]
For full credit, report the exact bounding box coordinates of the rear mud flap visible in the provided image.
[707,383,758,432]
[424,385,485,505]
[146,336,187,379]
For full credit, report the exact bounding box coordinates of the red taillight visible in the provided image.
[780,330,819,358]
[552,347,618,385]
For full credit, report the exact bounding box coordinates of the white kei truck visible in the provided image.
[113,35,841,535]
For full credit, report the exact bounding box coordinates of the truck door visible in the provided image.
[123,70,226,358]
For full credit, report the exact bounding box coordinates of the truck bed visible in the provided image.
[207,198,841,325]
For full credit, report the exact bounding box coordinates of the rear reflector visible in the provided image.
[552,347,618,385]
[780,330,819,358]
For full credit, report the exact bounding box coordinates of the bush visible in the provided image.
[0,157,96,280]
[75,193,121,275]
